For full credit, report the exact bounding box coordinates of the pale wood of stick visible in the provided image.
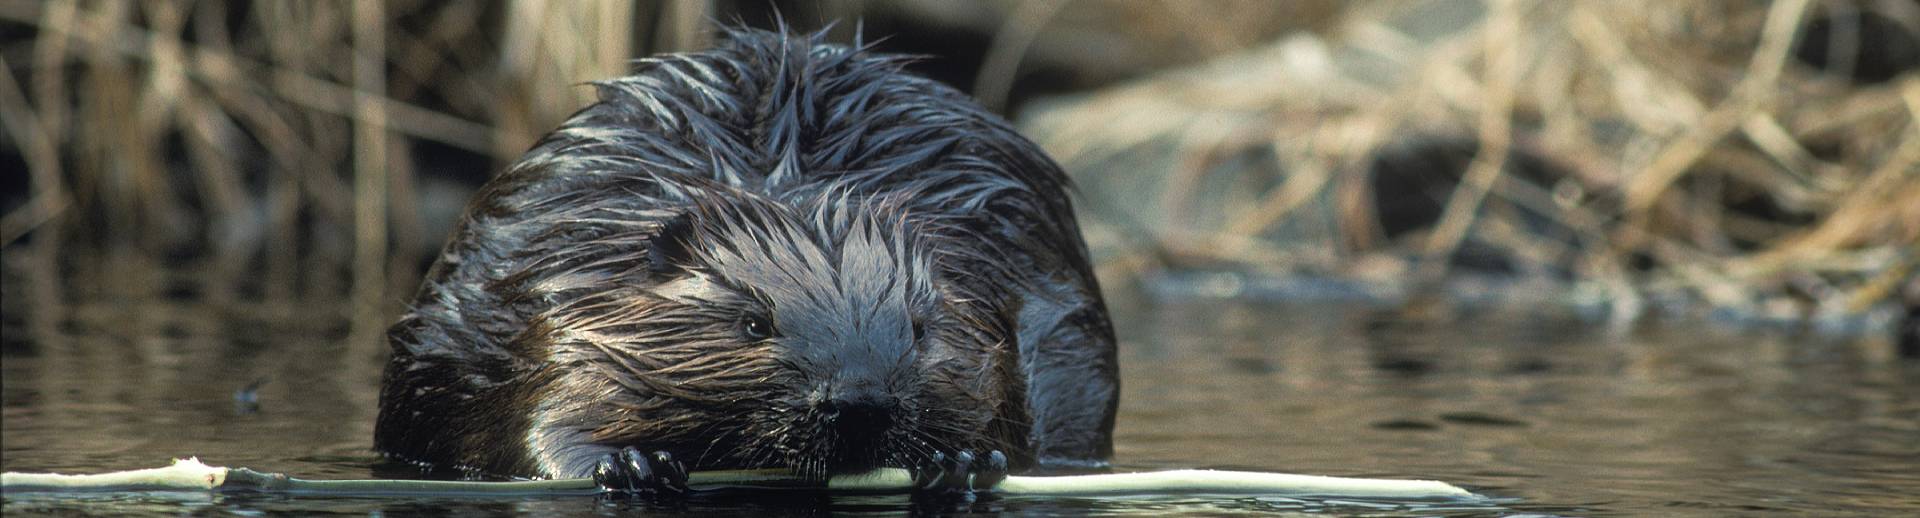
[3,458,1480,500]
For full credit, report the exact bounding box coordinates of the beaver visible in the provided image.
[373,26,1118,494]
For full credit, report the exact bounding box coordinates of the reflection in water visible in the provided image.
[4,250,1918,516]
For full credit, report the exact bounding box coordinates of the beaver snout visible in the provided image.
[819,389,899,437]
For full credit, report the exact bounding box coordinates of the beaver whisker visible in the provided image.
[903,426,958,459]
[692,419,740,468]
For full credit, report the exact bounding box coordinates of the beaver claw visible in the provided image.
[592,447,689,496]
[911,449,1008,496]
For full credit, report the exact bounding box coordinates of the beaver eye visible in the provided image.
[740,314,775,341]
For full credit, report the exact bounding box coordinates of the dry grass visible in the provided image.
[2,0,1913,334]
[1022,0,1919,329]
[0,0,707,332]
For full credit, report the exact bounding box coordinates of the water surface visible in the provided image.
[4,254,1917,515]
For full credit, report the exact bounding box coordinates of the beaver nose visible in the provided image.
[821,390,896,434]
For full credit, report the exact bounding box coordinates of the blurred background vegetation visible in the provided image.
[2,0,1917,347]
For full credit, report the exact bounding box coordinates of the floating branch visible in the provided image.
[2,458,1479,501]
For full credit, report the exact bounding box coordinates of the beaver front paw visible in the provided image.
[911,449,1008,496]
[592,447,689,496]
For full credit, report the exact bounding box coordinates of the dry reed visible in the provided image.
[1020,0,1918,330]
[0,0,707,328]
[2,0,1913,334]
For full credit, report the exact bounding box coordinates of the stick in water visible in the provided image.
[2,458,1480,500]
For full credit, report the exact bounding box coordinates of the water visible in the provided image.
[4,253,1918,516]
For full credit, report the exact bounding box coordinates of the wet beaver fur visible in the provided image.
[373,27,1118,489]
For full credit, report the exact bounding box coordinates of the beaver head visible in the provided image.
[505,185,1031,480]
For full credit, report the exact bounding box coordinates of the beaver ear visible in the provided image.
[645,212,695,275]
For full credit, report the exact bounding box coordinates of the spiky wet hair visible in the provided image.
[508,187,1025,479]
[374,25,1083,479]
